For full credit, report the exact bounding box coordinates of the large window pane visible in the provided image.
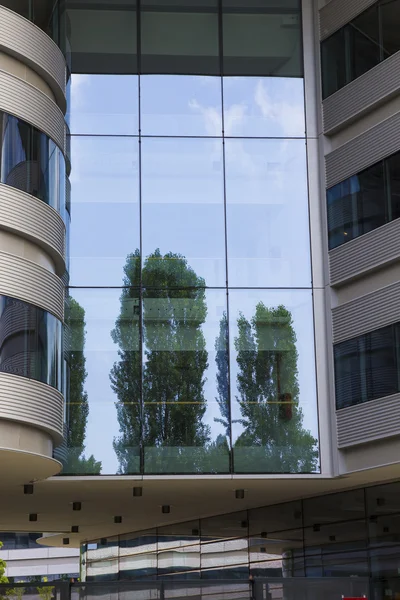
[201,511,249,579]
[223,77,305,138]
[140,75,222,136]
[387,151,400,221]
[222,0,302,77]
[381,0,400,58]
[249,529,304,577]
[68,136,139,286]
[119,530,157,580]
[61,288,141,476]
[67,4,137,75]
[303,488,365,527]
[140,1,219,75]
[141,138,226,288]
[321,28,347,99]
[225,139,311,287]
[349,5,380,80]
[229,290,319,474]
[85,536,119,581]
[249,500,303,535]
[68,75,139,135]
[142,289,230,474]
[327,161,387,250]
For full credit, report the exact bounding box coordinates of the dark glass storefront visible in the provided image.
[81,481,400,600]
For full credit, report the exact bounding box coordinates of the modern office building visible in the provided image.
[0,0,400,597]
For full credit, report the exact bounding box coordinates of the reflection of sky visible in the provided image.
[67,74,317,474]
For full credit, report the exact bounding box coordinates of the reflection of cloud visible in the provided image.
[188,99,222,137]
[254,79,305,137]
[70,74,90,110]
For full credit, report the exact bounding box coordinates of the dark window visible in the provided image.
[321,28,347,99]
[0,295,63,392]
[381,0,400,57]
[348,5,380,80]
[334,324,400,410]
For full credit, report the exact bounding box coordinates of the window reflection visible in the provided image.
[225,139,311,287]
[0,295,62,392]
[140,75,222,136]
[0,112,66,215]
[229,290,319,473]
[119,531,157,580]
[222,0,302,77]
[68,136,139,286]
[223,77,305,138]
[140,1,219,75]
[141,138,226,288]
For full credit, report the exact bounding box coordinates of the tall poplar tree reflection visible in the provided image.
[224,303,318,473]
[111,249,217,474]
[63,297,101,474]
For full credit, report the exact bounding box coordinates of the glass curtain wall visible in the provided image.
[81,480,400,596]
[59,0,319,476]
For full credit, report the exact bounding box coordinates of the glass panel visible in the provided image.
[140,75,222,136]
[229,290,319,474]
[387,151,400,221]
[334,325,399,409]
[222,0,303,77]
[62,288,140,475]
[381,0,400,58]
[0,296,62,392]
[349,5,380,80]
[249,529,304,577]
[141,138,226,288]
[68,136,139,286]
[67,5,137,75]
[68,75,139,135]
[327,161,387,250]
[225,139,311,287]
[366,481,400,517]
[142,289,230,474]
[201,511,249,579]
[85,536,119,581]
[223,77,305,138]
[303,488,365,526]
[0,112,65,214]
[321,28,347,99]
[119,530,157,580]
[140,1,219,75]
[249,500,303,535]
[158,521,200,551]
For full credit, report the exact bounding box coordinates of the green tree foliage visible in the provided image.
[111,249,215,473]
[231,303,318,473]
[63,297,101,474]
[0,541,8,583]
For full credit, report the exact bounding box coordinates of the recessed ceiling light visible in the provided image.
[24,484,34,495]
[71,526,79,533]
[63,538,70,545]
[72,502,82,511]
[235,489,245,499]
[162,505,170,514]
[114,516,122,524]
[133,487,143,497]
[29,514,37,522]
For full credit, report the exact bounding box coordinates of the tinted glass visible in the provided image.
[140,75,222,136]
[0,112,66,215]
[223,77,305,138]
[334,324,400,409]
[381,0,400,57]
[68,136,139,286]
[321,28,347,99]
[141,138,226,288]
[349,5,380,80]
[0,295,62,392]
[222,0,302,77]
[1,0,65,50]
[140,1,219,75]
[229,290,319,473]
[387,152,400,220]
[225,139,311,287]
[303,488,365,526]
[142,289,230,474]
[120,531,157,580]
[249,500,303,535]
[327,161,386,250]
[85,536,119,581]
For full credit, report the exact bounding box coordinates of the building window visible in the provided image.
[326,149,400,250]
[334,324,400,410]
[321,0,400,99]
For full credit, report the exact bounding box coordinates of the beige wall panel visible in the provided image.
[329,219,400,285]
[0,184,65,275]
[0,5,66,111]
[0,52,55,101]
[0,231,55,272]
[0,70,65,152]
[0,421,53,457]
[332,281,400,343]
[0,373,63,444]
[0,252,64,321]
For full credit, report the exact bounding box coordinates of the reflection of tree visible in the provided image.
[111,249,228,474]
[63,297,101,474]
[230,303,318,473]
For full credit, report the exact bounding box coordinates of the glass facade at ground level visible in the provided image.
[81,480,400,600]
[55,0,319,476]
